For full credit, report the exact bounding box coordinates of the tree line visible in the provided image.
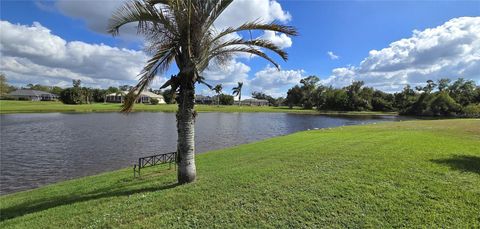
[285,76,480,117]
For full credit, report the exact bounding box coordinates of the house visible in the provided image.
[195,95,214,104]
[7,89,58,101]
[235,98,269,106]
[106,91,165,104]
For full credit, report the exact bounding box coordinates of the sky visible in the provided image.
[1,0,479,98]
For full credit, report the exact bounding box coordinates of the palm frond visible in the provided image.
[212,38,288,61]
[209,46,281,69]
[197,75,213,89]
[122,45,176,112]
[107,0,177,36]
[211,20,298,44]
[204,0,233,29]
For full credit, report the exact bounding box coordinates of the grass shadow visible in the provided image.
[431,155,480,175]
[1,176,179,221]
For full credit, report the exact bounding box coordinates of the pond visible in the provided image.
[0,112,414,194]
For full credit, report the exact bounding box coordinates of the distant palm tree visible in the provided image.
[108,0,297,184]
[213,84,223,105]
[232,82,243,106]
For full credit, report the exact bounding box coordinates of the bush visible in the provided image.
[218,94,234,105]
[60,87,85,104]
[462,104,480,118]
[0,95,15,100]
[150,98,159,105]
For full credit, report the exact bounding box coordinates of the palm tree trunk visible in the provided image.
[176,79,196,184]
[238,92,242,106]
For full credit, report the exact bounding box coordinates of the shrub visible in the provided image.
[462,104,480,118]
[0,95,15,100]
[60,87,85,104]
[218,94,234,105]
[150,98,159,105]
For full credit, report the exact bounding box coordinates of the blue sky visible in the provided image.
[1,0,479,97]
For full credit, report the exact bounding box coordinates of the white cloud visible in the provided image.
[249,66,305,97]
[260,31,293,49]
[203,59,251,87]
[55,0,125,34]
[51,0,295,92]
[0,21,165,88]
[201,63,304,99]
[322,17,480,92]
[214,0,291,29]
[54,0,293,48]
[54,0,291,37]
[327,51,339,60]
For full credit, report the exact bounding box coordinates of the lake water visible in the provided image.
[0,112,413,194]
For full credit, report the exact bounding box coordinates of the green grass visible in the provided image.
[1,119,479,228]
[0,100,396,115]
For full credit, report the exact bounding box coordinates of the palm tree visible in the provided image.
[232,82,243,106]
[108,0,297,184]
[213,84,222,105]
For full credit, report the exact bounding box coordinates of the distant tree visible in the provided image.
[475,86,480,104]
[252,91,267,99]
[437,78,451,92]
[300,76,319,109]
[415,80,437,93]
[344,81,371,111]
[213,84,223,105]
[119,85,132,91]
[162,89,176,104]
[150,98,159,105]
[371,90,394,111]
[91,89,108,103]
[286,85,303,108]
[430,92,461,116]
[218,94,234,105]
[252,91,281,106]
[462,104,480,118]
[50,86,63,95]
[274,97,285,107]
[72,80,82,88]
[28,84,51,92]
[448,78,476,106]
[59,80,86,104]
[60,87,84,104]
[394,85,417,112]
[82,87,93,104]
[232,82,243,105]
[0,73,16,96]
[312,85,327,109]
[323,88,349,111]
[106,87,120,94]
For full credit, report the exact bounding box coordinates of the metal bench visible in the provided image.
[133,152,176,177]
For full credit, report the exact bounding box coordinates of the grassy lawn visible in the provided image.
[1,119,479,228]
[0,100,397,115]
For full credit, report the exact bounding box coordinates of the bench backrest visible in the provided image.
[138,152,176,168]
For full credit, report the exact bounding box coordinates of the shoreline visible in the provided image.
[0,101,398,116]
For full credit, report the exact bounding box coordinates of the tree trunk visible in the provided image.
[238,91,242,106]
[176,79,196,184]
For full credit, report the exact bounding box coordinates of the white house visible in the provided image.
[7,89,58,101]
[106,91,165,104]
[234,98,270,106]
